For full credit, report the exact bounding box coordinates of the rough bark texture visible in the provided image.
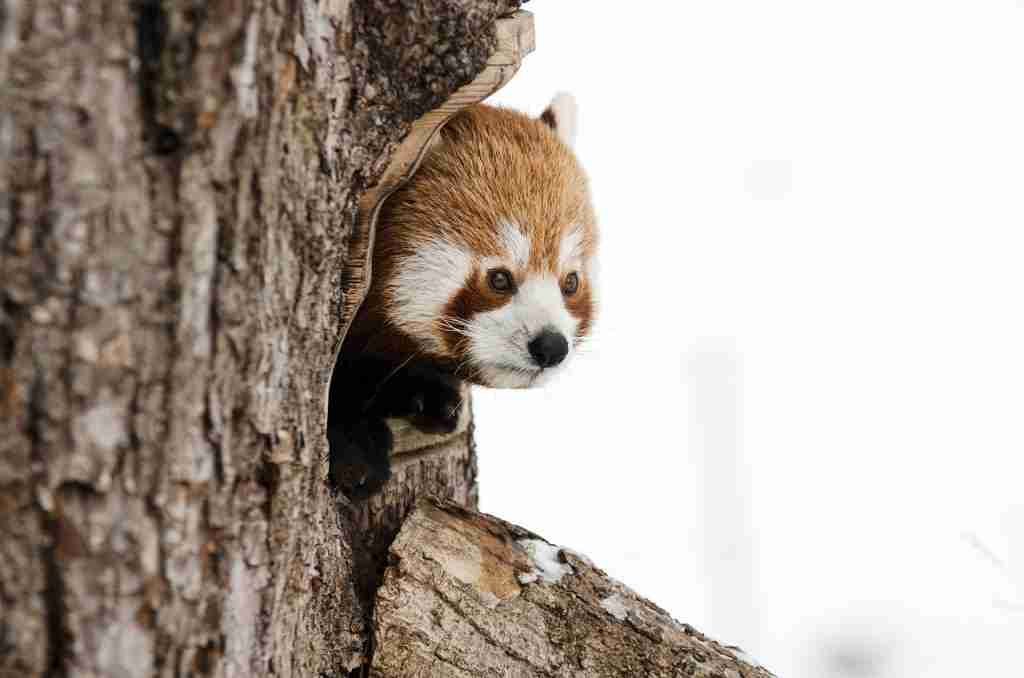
[373,500,775,678]
[0,1,517,675]
[3,3,776,676]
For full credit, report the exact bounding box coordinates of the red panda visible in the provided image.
[329,94,598,498]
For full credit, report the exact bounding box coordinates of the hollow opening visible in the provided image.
[322,17,534,663]
[324,108,481,505]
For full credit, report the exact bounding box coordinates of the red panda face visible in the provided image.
[377,97,597,388]
[444,221,594,387]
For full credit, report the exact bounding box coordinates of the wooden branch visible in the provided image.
[372,500,775,678]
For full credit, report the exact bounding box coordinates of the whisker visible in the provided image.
[447,394,466,421]
[362,350,422,413]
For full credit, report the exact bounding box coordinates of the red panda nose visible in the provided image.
[528,329,569,368]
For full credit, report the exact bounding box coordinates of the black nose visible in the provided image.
[528,330,569,368]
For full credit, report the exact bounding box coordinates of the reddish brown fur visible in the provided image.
[344,103,597,372]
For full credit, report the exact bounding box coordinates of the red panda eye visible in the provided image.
[563,272,580,296]
[488,269,514,293]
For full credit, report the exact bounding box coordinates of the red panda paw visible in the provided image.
[327,418,392,500]
[403,365,464,435]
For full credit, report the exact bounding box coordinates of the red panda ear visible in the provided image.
[539,92,578,148]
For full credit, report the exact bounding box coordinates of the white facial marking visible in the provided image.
[497,219,532,271]
[562,226,598,307]
[467,274,578,388]
[514,276,577,340]
[559,226,585,273]
[388,237,472,354]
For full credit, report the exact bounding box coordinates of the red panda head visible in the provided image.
[373,94,597,388]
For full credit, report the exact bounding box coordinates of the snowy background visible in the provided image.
[474,2,1024,676]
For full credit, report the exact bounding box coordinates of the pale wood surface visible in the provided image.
[373,500,776,678]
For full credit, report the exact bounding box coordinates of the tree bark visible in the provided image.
[0,1,517,675]
[2,3,777,677]
[373,500,774,678]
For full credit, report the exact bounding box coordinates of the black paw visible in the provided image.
[327,419,392,500]
[401,365,463,435]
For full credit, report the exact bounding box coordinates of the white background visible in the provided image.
[475,2,1024,675]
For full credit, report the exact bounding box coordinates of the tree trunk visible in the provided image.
[0,1,518,675]
[373,500,773,678]
[2,3,777,677]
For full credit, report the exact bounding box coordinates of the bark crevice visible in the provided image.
[135,0,179,156]
[42,511,68,678]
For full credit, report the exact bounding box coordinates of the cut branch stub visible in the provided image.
[372,499,775,678]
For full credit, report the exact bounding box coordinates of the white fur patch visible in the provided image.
[559,226,585,272]
[584,253,600,312]
[498,219,532,271]
[388,237,473,354]
[467,274,578,388]
[546,92,578,148]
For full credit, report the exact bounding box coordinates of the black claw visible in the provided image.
[411,394,425,416]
